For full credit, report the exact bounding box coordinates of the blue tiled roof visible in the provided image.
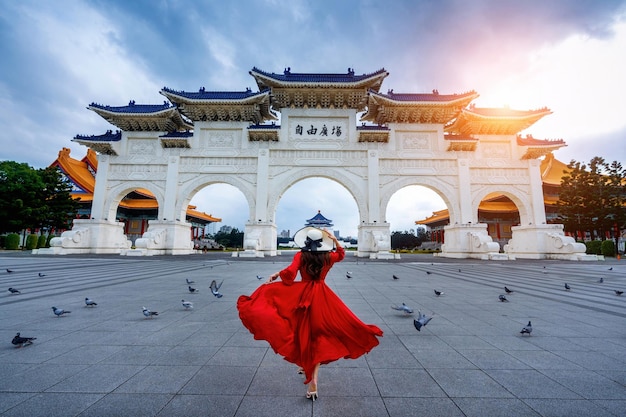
[74,130,122,142]
[247,124,281,130]
[305,211,333,225]
[250,67,388,83]
[159,131,194,138]
[88,101,173,114]
[356,124,390,131]
[374,89,478,102]
[161,87,265,100]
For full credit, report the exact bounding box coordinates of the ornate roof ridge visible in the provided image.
[160,86,268,101]
[371,89,478,102]
[466,105,552,117]
[74,130,122,141]
[88,101,173,114]
[250,66,388,83]
[517,134,565,146]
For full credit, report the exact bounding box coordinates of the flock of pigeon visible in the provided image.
[386,265,622,337]
[6,267,226,347]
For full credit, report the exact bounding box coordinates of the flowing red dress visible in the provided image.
[237,246,383,384]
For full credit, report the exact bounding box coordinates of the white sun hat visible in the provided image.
[293,227,334,252]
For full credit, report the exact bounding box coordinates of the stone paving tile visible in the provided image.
[453,397,542,417]
[78,393,173,417]
[156,394,242,417]
[523,398,618,417]
[1,392,103,417]
[1,254,625,417]
[384,397,465,417]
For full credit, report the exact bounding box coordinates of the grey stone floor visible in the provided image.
[0,251,624,417]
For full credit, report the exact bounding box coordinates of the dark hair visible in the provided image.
[300,251,331,279]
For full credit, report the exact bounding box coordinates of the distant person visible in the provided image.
[237,227,383,401]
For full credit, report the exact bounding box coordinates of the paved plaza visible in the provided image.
[0,251,624,417]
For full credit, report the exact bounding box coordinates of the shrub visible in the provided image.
[37,234,48,249]
[601,239,616,257]
[46,234,55,247]
[585,240,602,255]
[0,235,6,248]
[5,233,20,250]
[25,234,38,250]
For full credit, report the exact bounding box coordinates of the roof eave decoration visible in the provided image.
[361,90,479,125]
[250,67,389,111]
[88,101,193,132]
[249,67,389,90]
[444,133,479,151]
[357,124,390,143]
[159,131,193,149]
[517,134,567,160]
[160,88,277,124]
[72,130,122,156]
[446,106,553,135]
[247,124,280,142]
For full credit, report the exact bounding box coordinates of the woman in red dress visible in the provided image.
[237,227,383,401]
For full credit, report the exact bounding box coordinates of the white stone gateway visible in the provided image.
[50,67,590,260]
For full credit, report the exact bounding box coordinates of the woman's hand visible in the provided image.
[266,272,280,284]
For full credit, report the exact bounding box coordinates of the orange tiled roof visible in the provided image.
[51,148,221,222]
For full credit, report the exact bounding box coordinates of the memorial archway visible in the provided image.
[49,66,590,260]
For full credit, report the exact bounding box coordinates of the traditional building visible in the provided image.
[416,149,569,249]
[50,146,220,244]
[46,66,589,260]
[304,210,334,228]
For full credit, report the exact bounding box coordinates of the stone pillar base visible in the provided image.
[504,224,595,260]
[243,222,277,257]
[439,223,503,260]
[358,223,396,259]
[132,220,194,255]
[44,219,131,255]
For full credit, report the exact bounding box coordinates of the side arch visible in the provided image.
[471,186,531,226]
[177,175,257,224]
[103,183,166,222]
[380,176,460,224]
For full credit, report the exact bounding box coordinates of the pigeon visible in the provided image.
[346,272,352,279]
[564,283,571,291]
[614,290,623,296]
[12,332,36,347]
[426,271,432,275]
[52,307,71,317]
[84,297,98,307]
[8,287,20,294]
[434,289,444,296]
[188,285,199,293]
[38,273,46,277]
[256,275,264,280]
[6,268,13,273]
[391,303,414,314]
[608,267,613,271]
[210,279,224,298]
[392,275,399,280]
[181,299,193,309]
[598,277,604,283]
[504,286,513,294]
[142,306,158,318]
[498,294,508,302]
[520,321,532,336]
[413,311,432,331]
[186,278,195,284]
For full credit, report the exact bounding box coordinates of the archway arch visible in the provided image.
[104,183,165,222]
[274,177,360,238]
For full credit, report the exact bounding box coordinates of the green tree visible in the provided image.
[557,157,625,239]
[0,161,79,234]
[0,161,44,233]
[391,229,425,250]
[36,166,79,231]
[212,227,244,248]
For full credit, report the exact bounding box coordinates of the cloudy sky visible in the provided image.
[1,0,625,238]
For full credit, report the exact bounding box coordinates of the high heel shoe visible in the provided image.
[306,381,318,401]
